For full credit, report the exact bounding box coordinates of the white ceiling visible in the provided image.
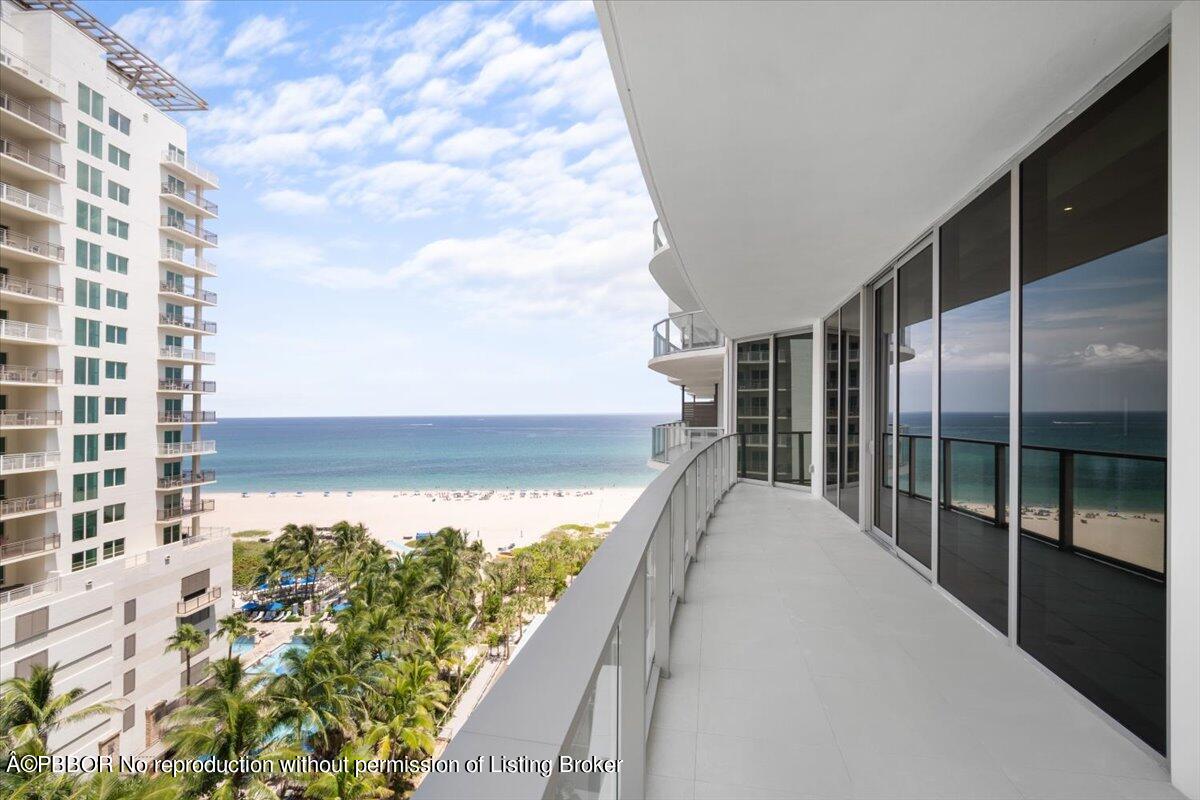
[598,0,1177,339]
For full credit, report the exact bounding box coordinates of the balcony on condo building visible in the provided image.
[159,215,218,247]
[158,313,217,335]
[0,533,61,567]
[160,245,217,277]
[0,180,64,222]
[160,182,218,218]
[177,586,221,616]
[0,228,65,264]
[157,378,216,394]
[0,450,60,475]
[0,89,66,141]
[157,410,217,425]
[0,46,67,100]
[0,409,62,428]
[156,470,216,491]
[0,491,62,521]
[156,440,216,458]
[161,149,219,190]
[156,499,216,522]
[159,280,217,306]
[158,345,216,364]
[0,273,63,304]
[0,365,62,386]
[0,136,66,181]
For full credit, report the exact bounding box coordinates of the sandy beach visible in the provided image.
[202,487,646,552]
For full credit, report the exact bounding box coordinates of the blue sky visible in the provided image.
[101,0,674,417]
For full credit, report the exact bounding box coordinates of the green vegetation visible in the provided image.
[232,539,272,590]
[1,521,607,799]
[232,529,271,539]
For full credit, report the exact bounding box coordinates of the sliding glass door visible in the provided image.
[736,339,770,480]
[773,333,813,485]
[872,278,894,540]
[896,244,934,569]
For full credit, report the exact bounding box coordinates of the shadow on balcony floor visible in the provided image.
[645,483,1177,800]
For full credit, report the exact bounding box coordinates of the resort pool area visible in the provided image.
[249,636,310,676]
[231,636,255,657]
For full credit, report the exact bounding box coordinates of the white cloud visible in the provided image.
[225,15,295,60]
[535,1,596,30]
[258,189,329,215]
[1063,343,1168,368]
[434,127,520,162]
[385,52,434,88]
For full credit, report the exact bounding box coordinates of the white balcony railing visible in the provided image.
[1,451,60,472]
[651,422,724,463]
[178,586,221,615]
[0,319,62,343]
[416,435,738,800]
[0,90,66,138]
[160,245,218,275]
[0,492,62,518]
[0,136,66,178]
[161,150,219,186]
[0,364,62,384]
[0,47,67,97]
[157,440,216,457]
[160,215,218,245]
[0,534,61,563]
[0,273,63,302]
[0,181,63,218]
[652,310,725,358]
[159,345,216,364]
[0,228,65,261]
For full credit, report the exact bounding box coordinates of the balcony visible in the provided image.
[416,442,1175,799]
[0,47,67,98]
[0,576,59,606]
[177,586,221,615]
[0,273,63,304]
[157,470,216,490]
[157,440,217,457]
[0,229,65,264]
[161,150,219,189]
[0,90,67,140]
[0,492,62,521]
[0,136,65,181]
[160,246,217,277]
[161,182,218,217]
[0,410,62,428]
[158,410,217,425]
[160,216,218,247]
[0,534,61,566]
[157,499,216,522]
[649,310,726,387]
[651,421,724,465]
[0,181,63,221]
[158,378,216,394]
[0,365,62,386]
[159,313,217,335]
[159,281,217,306]
[0,320,63,345]
[1,450,60,474]
[158,345,216,364]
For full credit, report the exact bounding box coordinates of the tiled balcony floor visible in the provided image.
[646,483,1180,800]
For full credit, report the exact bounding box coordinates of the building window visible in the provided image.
[71,512,98,542]
[103,505,126,525]
[162,525,182,545]
[72,472,98,502]
[105,360,127,380]
[103,433,127,452]
[106,253,128,274]
[104,467,126,487]
[105,289,128,309]
[107,145,130,170]
[124,599,136,624]
[76,162,102,195]
[76,122,103,157]
[105,325,127,345]
[71,549,98,572]
[74,279,100,310]
[74,357,100,386]
[78,83,103,120]
[106,217,129,239]
[74,318,101,348]
[76,200,101,233]
[73,434,99,463]
[108,108,130,135]
[736,339,770,480]
[75,240,101,271]
[773,333,814,486]
[123,633,136,660]
[107,181,130,205]
[104,397,127,415]
[73,396,99,424]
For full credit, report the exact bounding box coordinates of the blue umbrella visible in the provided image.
[267,601,285,611]
[280,577,295,587]
[241,601,260,611]
[257,582,269,591]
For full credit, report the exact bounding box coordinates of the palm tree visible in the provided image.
[297,741,389,800]
[365,658,447,796]
[419,621,465,686]
[276,523,328,614]
[0,663,115,753]
[328,521,368,579]
[164,624,208,690]
[267,644,360,759]
[216,614,255,660]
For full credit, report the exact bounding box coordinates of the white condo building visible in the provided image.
[420,2,1200,799]
[1,0,229,759]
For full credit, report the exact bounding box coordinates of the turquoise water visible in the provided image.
[205,414,671,492]
[249,637,310,676]
[231,636,255,656]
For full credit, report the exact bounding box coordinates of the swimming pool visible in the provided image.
[249,636,310,676]
[231,636,255,657]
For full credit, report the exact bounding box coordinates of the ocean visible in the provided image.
[204,414,673,492]
[896,411,1167,512]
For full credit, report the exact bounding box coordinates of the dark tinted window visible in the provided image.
[896,245,933,567]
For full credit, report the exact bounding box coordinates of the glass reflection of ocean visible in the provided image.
[894,411,1166,512]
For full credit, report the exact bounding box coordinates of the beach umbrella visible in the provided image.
[241,601,260,612]
[280,576,295,587]
[267,601,285,611]
[257,581,269,591]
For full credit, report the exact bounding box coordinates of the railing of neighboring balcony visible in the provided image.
[0,273,63,301]
[160,216,218,245]
[161,150,219,186]
[415,434,739,800]
[159,313,217,334]
[886,432,1167,579]
[157,470,216,489]
[0,90,66,137]
[651,310,724,358]
[158,410,217,424]
[1,181,63,218]
[177,586,221,615]
[160,245,218,274]
[159,345,216,364]
[0,229,65,261]
[0,410,62,426]
[652,422,725,464]
[0,136,66,178]
[1,451,60,472]
[161,182,218,214]
[0,365,62,384]
[0,47,67,97]
[158,378,216,393]
[160,281,217,304]
[157,499,216,521]
[0,492,62,518]
[157,440,216,457]
[0,534,61,562]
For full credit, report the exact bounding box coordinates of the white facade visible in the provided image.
[1,0,229,759]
